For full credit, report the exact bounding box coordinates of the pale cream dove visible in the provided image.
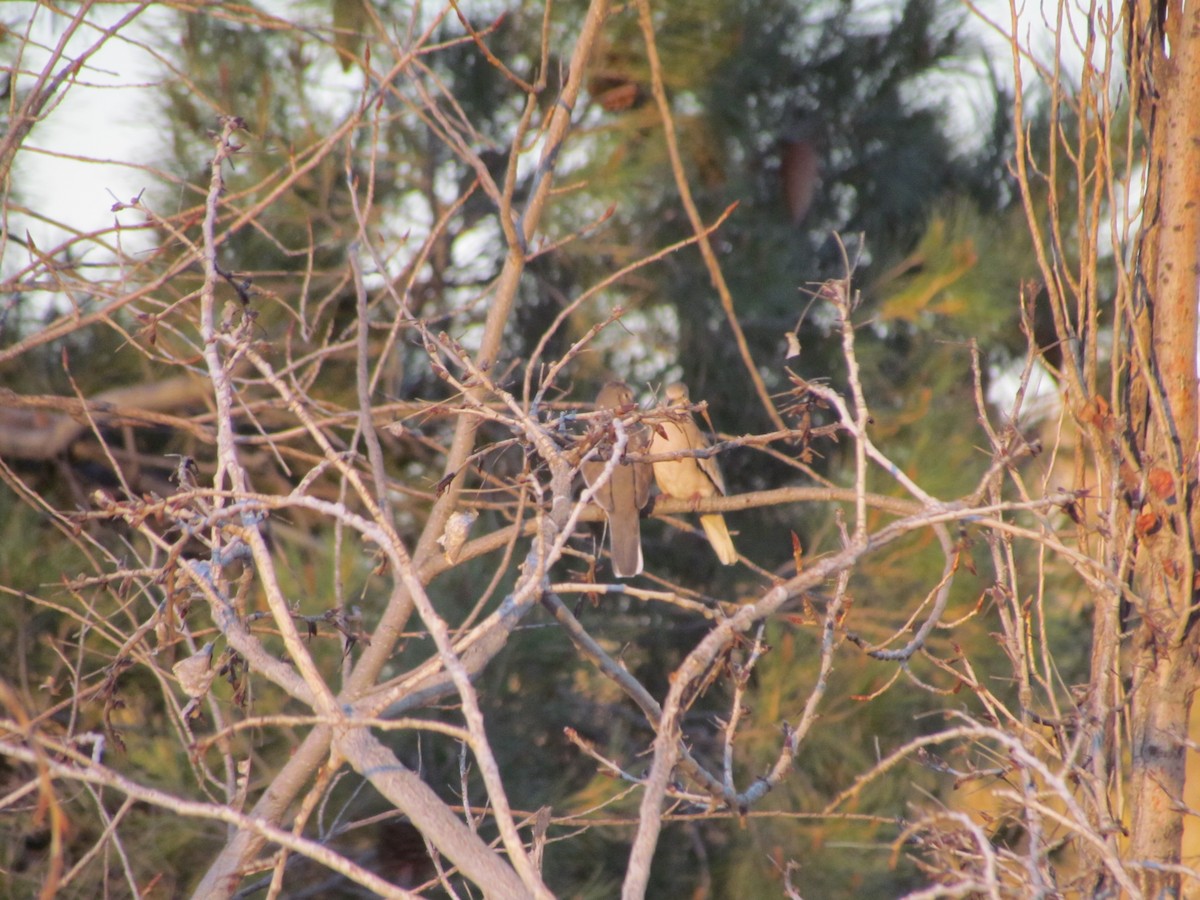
[649,382,738,565]
[581,381,653,578]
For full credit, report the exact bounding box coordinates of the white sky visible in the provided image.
[7,3,168,255]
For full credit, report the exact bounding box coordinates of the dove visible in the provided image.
[649,382,738,565]
[581,381,652,578]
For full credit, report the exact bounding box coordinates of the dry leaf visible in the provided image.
[1135,512,1161,537]
[1148,467,1176,501]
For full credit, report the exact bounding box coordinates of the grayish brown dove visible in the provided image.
[581,381,653,578]
[649,382,738,565]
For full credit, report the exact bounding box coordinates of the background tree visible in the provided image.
[2,0,1197,898]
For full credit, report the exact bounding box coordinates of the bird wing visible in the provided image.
[680,414,727,497]
[631,422,653,508]
[581,457,616,511]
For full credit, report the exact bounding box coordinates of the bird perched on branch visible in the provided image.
[581,381,652,578]
[649,382,738,566]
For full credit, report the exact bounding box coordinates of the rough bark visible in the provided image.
[1126,1,1200,894]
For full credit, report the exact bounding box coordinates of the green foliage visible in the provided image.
[0,0,1094,896]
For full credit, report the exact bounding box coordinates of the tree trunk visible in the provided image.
[1126,1,1200,894]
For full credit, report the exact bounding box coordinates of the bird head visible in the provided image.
[664,382,690,406]
[596,381,637,411]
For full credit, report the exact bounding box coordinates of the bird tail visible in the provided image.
[700,514,738,566]
[609,519,644,578]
